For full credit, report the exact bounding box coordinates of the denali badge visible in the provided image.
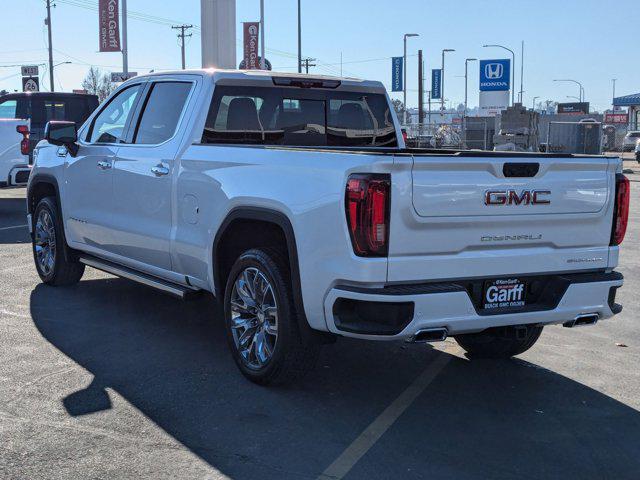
[484,189,551,206]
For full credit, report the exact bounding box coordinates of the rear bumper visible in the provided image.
[323,271,623,340]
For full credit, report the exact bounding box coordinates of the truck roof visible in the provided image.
[124,69,387,93]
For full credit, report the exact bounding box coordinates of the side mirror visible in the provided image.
[45,120,78,156]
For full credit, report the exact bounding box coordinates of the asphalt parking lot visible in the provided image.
[1,162,640,479]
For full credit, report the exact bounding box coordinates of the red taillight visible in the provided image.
[611,173,630,246]
[16,125,30,156]
[345,174,390,257]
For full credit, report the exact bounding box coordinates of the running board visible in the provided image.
[78,255,199,300]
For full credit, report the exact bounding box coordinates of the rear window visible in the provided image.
[201,85,397,147]
[0,99,17,118]
[30,97,96,126]
[628,132,640,138]
[133,82,192,144]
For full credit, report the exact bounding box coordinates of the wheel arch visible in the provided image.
[213,207,330,343]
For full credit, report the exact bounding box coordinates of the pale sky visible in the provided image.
[1,0,637,112]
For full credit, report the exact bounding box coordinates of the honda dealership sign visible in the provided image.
[479,59,510,91]
[391,57,403,92]
[479,59,510,117]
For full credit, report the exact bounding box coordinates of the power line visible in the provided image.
[300,57,316,74]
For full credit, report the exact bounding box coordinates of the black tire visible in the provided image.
[454,324,543,359]
[223,248,319,385]
[32,196,85,286]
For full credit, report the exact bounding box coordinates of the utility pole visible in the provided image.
[612,78,617,112]
[418,50,424,125]
[172,24,193,69]
[300,57,316,74]
[403,33,419,125]
[259,0,265,69]
[45,0,54,92]
[297,0,302,73]
[464,58,477,117]
[122,0,128,75]
[519,41,524,104]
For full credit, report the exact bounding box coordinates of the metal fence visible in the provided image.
[403,119,494,150]
[546,121,602,154]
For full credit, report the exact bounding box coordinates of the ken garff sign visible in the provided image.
[479,59,510,91]
[391,57,403,92]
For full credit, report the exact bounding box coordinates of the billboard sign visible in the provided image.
[110,72,137,82]
[479,90,509,117]
[557,102,590,115]
[391,57,403,92]
[479,59,510,91]
[431,69,442,99]
[604,112,629,124]
[99,0,121,52]
[242,22,260,70]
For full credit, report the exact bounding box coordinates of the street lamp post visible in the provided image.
[464,58,477,117]
[553,79,584,102]
[532,96,539,111]
[403,33,419,125]
[612,78,617,113]
[483,44,515,106]
[441,48,455,114]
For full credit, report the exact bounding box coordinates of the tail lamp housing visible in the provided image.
[345,173,390,257]
[16,125,30,156]
[610,173,630,246]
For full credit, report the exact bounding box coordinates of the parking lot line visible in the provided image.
[317,345,455,480]
[0,224,27,231]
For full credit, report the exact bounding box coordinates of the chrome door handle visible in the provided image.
[97,160,111,170]
[151,164,170,177]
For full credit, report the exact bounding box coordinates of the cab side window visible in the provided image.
[87,85,141,144]
[0,100,17,118]
[133,82,192,145]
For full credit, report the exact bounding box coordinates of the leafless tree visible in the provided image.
[81,67,115,102]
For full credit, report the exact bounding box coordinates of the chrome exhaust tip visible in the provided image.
[563,313,599,328]
[412,328,448,343]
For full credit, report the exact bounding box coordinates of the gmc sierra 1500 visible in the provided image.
[27,69,628,385]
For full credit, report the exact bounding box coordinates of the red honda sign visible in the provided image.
[242,22,260,70]
[604,113,629,124]
[99,0,121,52]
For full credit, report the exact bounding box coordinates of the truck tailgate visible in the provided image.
[388,154,617,283]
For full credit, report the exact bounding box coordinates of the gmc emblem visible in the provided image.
[484,190,551,206]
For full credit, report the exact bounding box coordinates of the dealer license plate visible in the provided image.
[482,278,527,310]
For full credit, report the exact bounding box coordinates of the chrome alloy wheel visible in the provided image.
[35,209,56,276]
[229,267,279,369]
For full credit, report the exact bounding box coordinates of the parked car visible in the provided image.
[27,70,627,385]
[635,139,640,163]
[0,118,30,187]
[622,130,640,151]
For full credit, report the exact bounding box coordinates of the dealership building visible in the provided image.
[613,93,640,130]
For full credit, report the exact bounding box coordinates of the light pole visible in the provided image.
[483,44,515,105]
[441,48,455,114]
[612,78,617,113]
[403,33,419,125]
[464,58,477,117]
[553,79,584,102]
[297,0,302,73]
[532,96,539,111]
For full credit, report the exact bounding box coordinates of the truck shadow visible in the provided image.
[29,278,640,479]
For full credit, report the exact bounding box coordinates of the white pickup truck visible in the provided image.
[27,70,628,385]
[0,118,31,187]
